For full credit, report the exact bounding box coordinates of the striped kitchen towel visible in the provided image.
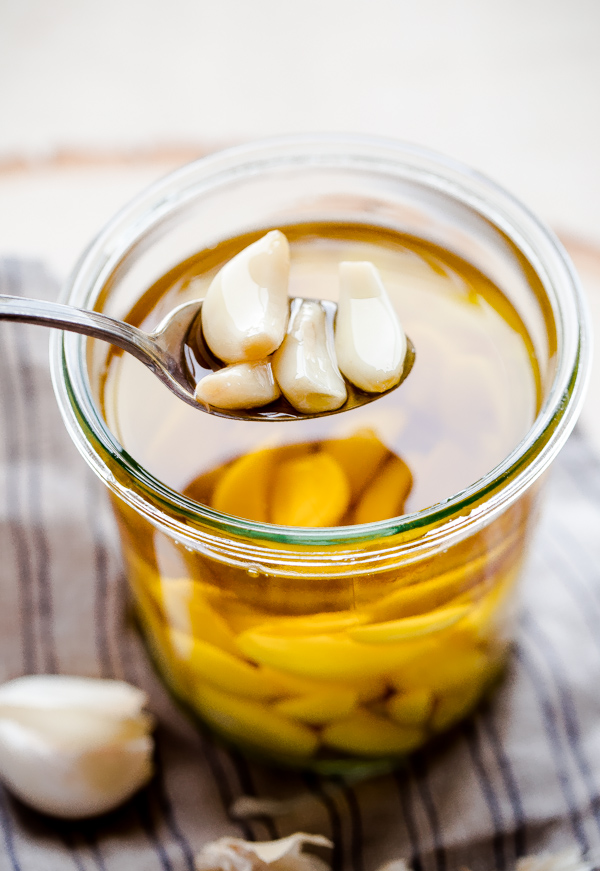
[1,257,600,871]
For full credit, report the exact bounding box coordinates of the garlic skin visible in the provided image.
[272,300,347,414]
[201,230,290,364]
[195,360,280,410]
[0,675,153,819]
[195,833,333,871]
[335,261,407,393]
[516,850,593,871]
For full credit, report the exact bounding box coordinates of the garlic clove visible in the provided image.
[0,675,154,819]
[516,850,594,871]
[0,716,153,819]
[335,261,407,393]
[195,833,333,871]
[201,230,290,364]
[195,359,280,410]
[0,674,147,718]
[272,300,347,414]
[0,705,153,753]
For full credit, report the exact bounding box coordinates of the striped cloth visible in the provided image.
[1,257,600,871]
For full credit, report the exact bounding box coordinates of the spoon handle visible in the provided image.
[0,294,157,364]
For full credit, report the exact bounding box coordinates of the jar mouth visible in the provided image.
[51,134,591,547]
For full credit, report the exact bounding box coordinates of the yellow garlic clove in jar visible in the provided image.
[237,630,429,682]
[270,452,350,527]
[386,688,434,727]
[273,688,358,725]
[335,261,407,392]
[251,610,367,637]
[193,683,319,758]
[321,709,424,756]
[259,667,387,705]
[272,300,347,414]
[322,428,391,499]
[351,455,413,523]
[201,230,290,363]
[431,682,485,732]
[211,447,276,523]
[175,630,279,700]
[348,603,470,643]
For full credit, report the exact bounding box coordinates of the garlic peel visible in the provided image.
[0,675,154,818]
[195,833,333,871]
[515,850,593,871]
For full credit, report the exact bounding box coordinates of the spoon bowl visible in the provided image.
[0,294,414,421]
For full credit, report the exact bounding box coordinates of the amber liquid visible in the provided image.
[102,224,541,772]
[102,223,539,516]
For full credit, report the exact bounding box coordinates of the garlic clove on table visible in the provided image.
[272,300,347,413]
[335,261,407,393]
[0,673,148,717]
[201,230,291,364]
[0,675,154,819]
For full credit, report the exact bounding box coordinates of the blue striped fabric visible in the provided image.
[1,259,599,871]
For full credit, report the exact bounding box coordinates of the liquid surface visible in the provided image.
[102,224,540,516]
[183,430,413,527]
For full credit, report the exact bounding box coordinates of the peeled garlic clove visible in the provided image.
[0,675,153,819]
[0,674,147,718]
[195,360,280,409]
[272,301,347,414]
[201,230,290,364]
[0,712,153,819]
[335,261,407,393]
[195,833,333,871]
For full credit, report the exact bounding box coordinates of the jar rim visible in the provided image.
[50,134,591,549]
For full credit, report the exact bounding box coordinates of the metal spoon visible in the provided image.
[0,294,415,422]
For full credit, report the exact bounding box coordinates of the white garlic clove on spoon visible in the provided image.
[201,230,290,364]
[195,359,280,409]
[272,300,347,414]
[334,261,407,393]
[0,675,154,819]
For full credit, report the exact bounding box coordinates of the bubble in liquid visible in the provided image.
[246,564,262,578]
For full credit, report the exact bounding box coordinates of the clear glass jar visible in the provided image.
[51,136,590,777]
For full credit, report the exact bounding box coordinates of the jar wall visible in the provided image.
[113,480,541,774]
[52,138,589,777]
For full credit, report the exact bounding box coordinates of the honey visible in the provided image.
[101,222,542,772]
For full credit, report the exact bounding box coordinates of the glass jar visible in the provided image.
[51,136,590,777]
